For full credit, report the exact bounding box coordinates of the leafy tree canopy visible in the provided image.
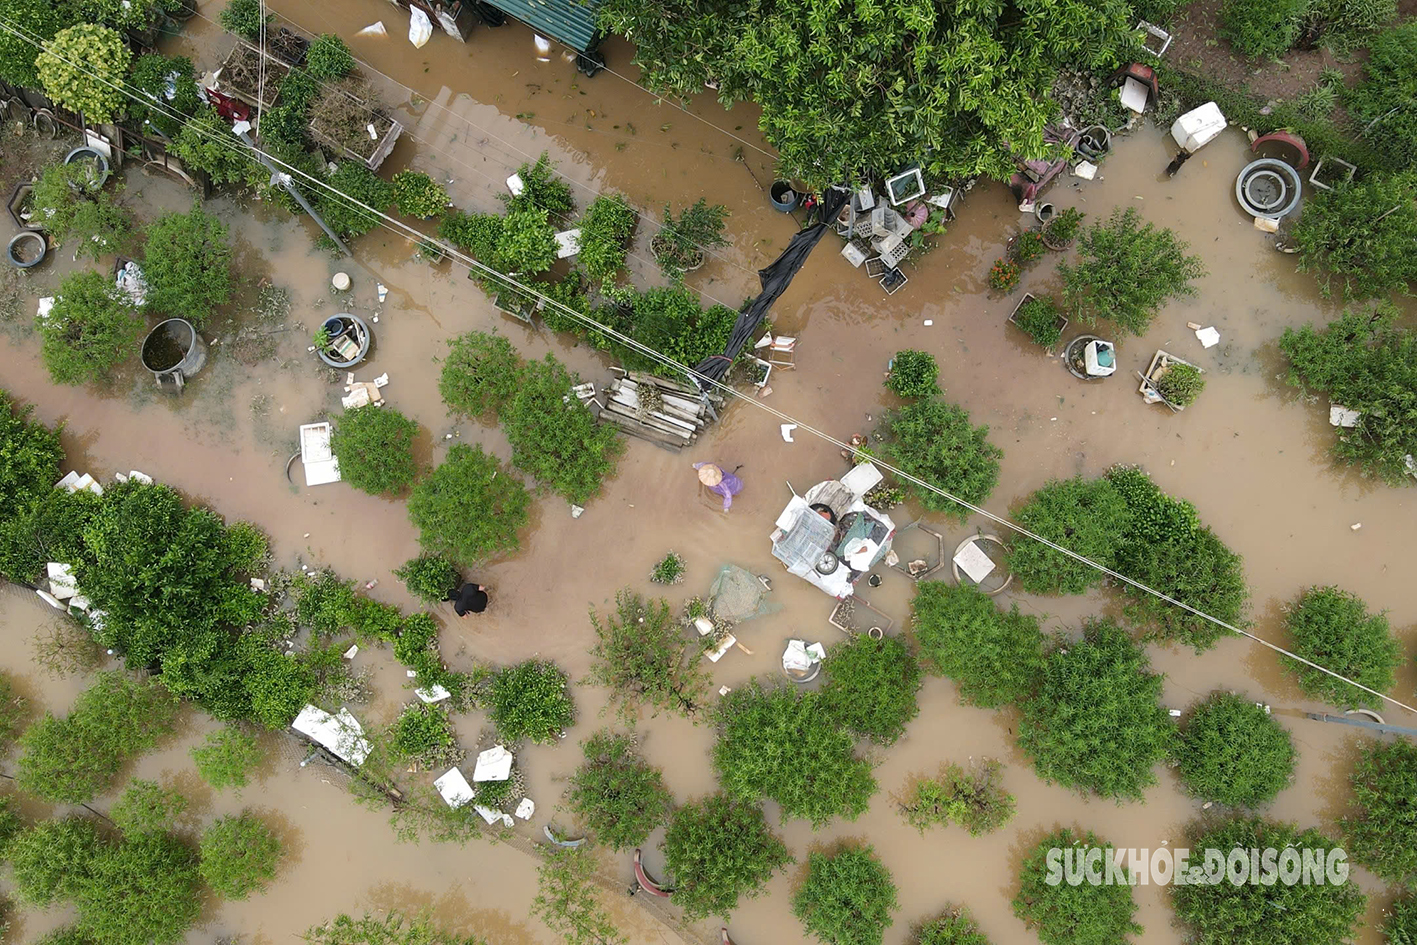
[910,581,1044,708]
[319,162,396,239]
[1345,22,1417,173]
[16,672,180,803]
[1387,895,1417,945]
[1294,171,1417,300]
[885,350,939,400]
[1014,827,1141,945]
[1172,817,1364,945]
[171,106,259,188]
[792,846,898,945]
[331,405,420,497]
[8,816,103,906]
[394,554,461,606]
[1007,476,1131,595]
[111,779,188,836]
[587,589,711,721]
[1017,621,1174,800]
[1283,585,1398,709]
[1176,691,1296,807]
[599,0,1137,186]
[1060,207,1205,336]
[76,833,201,945]
[38,270,144,386]
[392,170,449,219]
[502,355,622,504]
[128,54,201,138]
[407,444,530,566]
[662,793,791,921]
[819,634,921,744]
[878,397,1001,518]
[438,331,522,421]
[191,725,264,790]
[199,812,283,899]
[0,0,67,88]
[1341,737,1417,885]
[140,206,234,327]
[37,24,130,122]
[1279,304,1417,485]
[0,486,101,585]
[712,681,876,827]
[567,730,674,850]
[0,388,64,523]
[488,659,574,744]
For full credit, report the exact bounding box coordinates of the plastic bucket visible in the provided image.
[317,313,372,368]
[769,180,799,212]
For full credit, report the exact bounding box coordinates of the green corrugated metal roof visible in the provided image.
[488,0,604,52]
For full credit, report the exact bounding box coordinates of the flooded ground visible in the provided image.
[0,1,1415,943]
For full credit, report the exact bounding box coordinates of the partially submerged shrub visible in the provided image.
[575,195,636,289]
[1017,621,1174,800]
[191,726,264,790]
[793,846,898,945]
[1279,304,1417,484]
[318,162,396,239]
[910,581,1044,707]
[0,388,64,522]
[1342,738,1417,885]
[111,779,187,836]
[662,794,790,921]
[502,355,622,504]
[1060,207,1205,336]
[712,682,876,827]
[394,554,461,606]
[987,258,1020,292]
[899,759,1016,836]
[652,198,728,281]
[199,812,283,900]
[76,833,201,945]
[37,270,144,386]
[9,816,103,905]
[1220,0,1307,57]
[566,731,673,850]
[389,703,462,769]
[818,634,921,745]
[1007,476,1131,595]
[331,405,419,496]
[488,660,574,744]
[1176,692,1296,806]
[1293,172,1417,300]
[141,206,234,327]
[407,444,530,565]
[391,170,449,219]
[1015,828,1142,945]
[649,551,686,585]
[878,397,1001,518]
[438,330,522,420]
[587,589,710,721]
[884,349,939,399]
[1283,585,1398,709]
[219,0,269,40]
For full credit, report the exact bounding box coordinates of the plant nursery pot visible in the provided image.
[769,180,800,212]
[6,231,45,268]
[317,313,372,368]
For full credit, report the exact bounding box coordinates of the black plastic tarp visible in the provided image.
[693,186,850,387]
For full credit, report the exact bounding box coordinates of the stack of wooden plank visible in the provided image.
[597,370,718,451]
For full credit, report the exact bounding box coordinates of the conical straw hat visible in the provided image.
[698,464,724,486]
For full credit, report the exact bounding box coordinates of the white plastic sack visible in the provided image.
[408,8,432,48]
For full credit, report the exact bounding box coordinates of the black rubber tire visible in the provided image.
[815,553,840,575]
[809,502,836,524]
[7,231,45,268]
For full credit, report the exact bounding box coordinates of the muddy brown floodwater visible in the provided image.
[0,1,1415,943]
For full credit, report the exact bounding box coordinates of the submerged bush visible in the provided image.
[1294,172,1417,300]
[819,634,921,745]
[488,660,574,744]
[1342,738,1417,885]
[1011,295,1064,348]
[910,581,1044,707]
[712,682,876,826]
[407,444,530,566]
[575,195,636,289]
[567,731,673,850]
[1279,304,1417,484]
[1283,585,1398,709]
[111,780,187,836]
[1007,476,1131,595]
[1017,621,1174,800]
[1176,692,1296,806]
[878,398,1001,518]
[38,270,144,386]
[885,349,939,399]
[199,812,283,900]
[0,388,64,523]
[394,554,461,606]
[587,589,710,721]
[141,206,234,328]
[1015,827,1141,945]
[438,330,523,420]
[899,759,1016,836]
[331,405,419,497]
[661,794,791,921]
[77,833,201,945]
[793,846,898,945]
[306,33,355,80]
[191,725,264,790]
[391,170,449,219]
[502,355,622,504]
[1060,207,1204,337]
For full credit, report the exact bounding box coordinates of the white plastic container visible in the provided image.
[1170,102,1226,152]
[1085,340,1117,377]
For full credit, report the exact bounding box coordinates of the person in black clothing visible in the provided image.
[449,582,489,616]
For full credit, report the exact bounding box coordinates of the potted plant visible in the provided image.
[1008,229,1047,266]
[312,313,371,367]
[1042,207,1084,250]
[1141,350,1204,409]
[988,258,1021,293]
[651,199,729,281]
[1008,294,1068,348]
